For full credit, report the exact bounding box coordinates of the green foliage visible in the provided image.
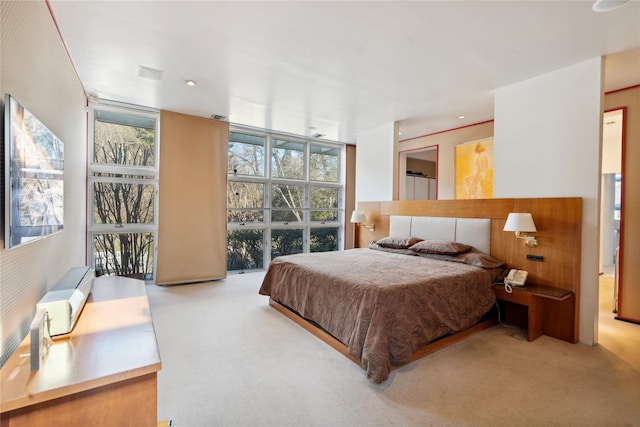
[310,228,339,252]
[227,230,264,271]
[271,229,303,259]
[226,132,342,271]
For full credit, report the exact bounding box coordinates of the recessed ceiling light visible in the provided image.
[592,0,630,12]
[185,80,197,87]
[458,115,466,119]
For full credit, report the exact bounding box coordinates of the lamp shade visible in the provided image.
[350,210,367,223]
[503,213,537,232]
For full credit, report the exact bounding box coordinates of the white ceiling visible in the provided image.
[48,1,640,144]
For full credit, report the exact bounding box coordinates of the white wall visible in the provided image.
[0,1,87,365]
[600,174,616,271]
[601,110,623,174]
[355,122,396,202]
[493,57,603,345]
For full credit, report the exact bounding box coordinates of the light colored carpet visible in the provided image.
[147,272,640,427]
[598,275,640,371]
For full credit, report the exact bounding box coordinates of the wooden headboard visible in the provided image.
[357,198,582,341]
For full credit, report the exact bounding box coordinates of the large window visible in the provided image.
[227,128,343,272]
[88,103,159,279]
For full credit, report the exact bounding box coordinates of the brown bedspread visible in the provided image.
[259,248,502,383]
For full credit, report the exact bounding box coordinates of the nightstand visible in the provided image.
[493,283,573,342]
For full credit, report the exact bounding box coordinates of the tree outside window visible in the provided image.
[90,107,158,279]
[227,130,343,272]
[310,146,339,182]
[228,132,265,176]
[272,139,304,180]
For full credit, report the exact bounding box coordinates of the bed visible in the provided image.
[258,216,506,383]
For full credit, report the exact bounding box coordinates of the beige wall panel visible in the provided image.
[156,111,229,285]
[344,144,357,249]
[0,1,87,366]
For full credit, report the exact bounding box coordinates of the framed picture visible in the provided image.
[5,94,64,249]
[454,138,493,199]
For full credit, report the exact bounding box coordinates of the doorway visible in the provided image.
[599,108,625,340]
[599,109,623,279]
[399,146,438,200]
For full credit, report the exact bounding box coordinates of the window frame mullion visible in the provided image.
[87,101,160,279]
[227,125,344,272]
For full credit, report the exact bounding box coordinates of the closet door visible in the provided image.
[406,176,416,200]
[428,178,437,200]
[414,177,430,199]
[156,111,229,285]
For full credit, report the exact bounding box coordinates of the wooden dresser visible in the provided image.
[1,276,161,427]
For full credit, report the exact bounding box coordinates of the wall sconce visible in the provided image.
[503,213,537,247]
[350,210,375,231]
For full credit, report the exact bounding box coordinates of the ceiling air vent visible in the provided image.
[210,114,226,121]
[138,65,164,81]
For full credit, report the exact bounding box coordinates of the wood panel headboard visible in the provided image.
[356,198,582,340]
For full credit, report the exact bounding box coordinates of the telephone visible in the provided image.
[503,269,528,293]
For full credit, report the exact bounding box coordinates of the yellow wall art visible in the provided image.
[455,138,494,199]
